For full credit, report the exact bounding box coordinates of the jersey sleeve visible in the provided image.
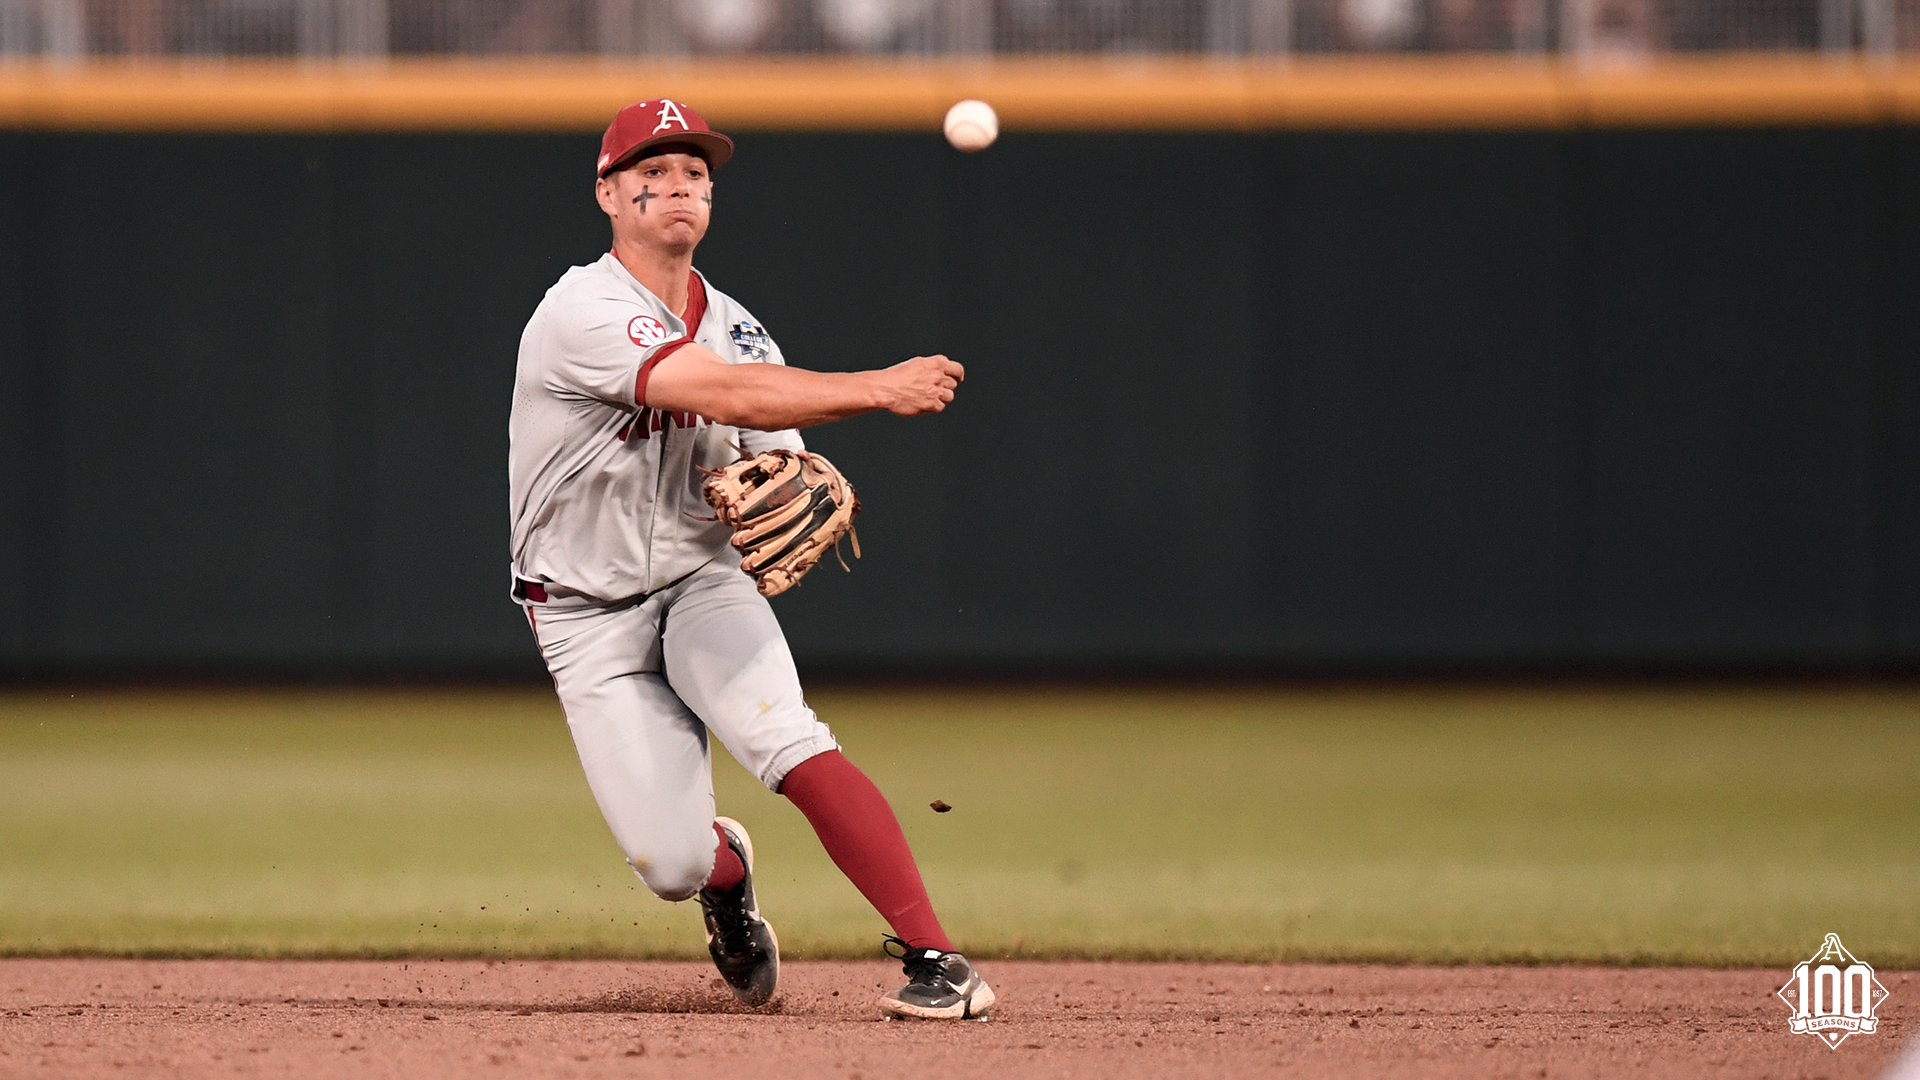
[543,289,682,410]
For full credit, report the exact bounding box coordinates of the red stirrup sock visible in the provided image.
[705,821,746,893]
[780,750,954,953]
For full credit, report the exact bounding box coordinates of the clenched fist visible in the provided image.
[870,355,965,416]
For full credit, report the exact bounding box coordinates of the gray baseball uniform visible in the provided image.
[509,252,838,901]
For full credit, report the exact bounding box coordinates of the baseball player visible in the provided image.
[508,98,992,1020]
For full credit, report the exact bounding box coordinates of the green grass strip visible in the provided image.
[0,685,1914,966]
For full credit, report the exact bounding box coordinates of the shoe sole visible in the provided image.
[712,816,778,1007]
[877,979,995,1021]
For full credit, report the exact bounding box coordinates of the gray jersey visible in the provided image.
[509,253,803,602]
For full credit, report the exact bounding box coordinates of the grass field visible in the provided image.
[0,685,1914,966]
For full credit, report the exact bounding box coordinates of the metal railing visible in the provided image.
[0,0,1912,57]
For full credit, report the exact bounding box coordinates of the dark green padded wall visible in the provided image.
[1571,130,1886,664]
[1,128,1914,678]
[0,139,26,666]
[1894,132,1920,659]
[1247,132,1568,665]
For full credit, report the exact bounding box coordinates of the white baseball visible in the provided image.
[943,99,998,152]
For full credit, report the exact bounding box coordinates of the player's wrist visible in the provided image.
[854,370,895,412]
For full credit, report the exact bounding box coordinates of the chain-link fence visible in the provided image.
[0,0,1914,57]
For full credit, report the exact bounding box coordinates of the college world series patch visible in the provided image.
[730,321,772,362]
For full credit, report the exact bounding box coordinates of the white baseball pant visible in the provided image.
[525,557,839,901]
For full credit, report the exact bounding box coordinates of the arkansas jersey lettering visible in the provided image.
[617,407,708,442]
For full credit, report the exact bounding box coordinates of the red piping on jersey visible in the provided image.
[633,270,710,408]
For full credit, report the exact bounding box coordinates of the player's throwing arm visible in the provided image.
[646,346,963,429]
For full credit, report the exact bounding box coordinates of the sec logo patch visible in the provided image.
[628,315,670,348]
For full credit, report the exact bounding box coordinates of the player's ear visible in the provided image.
[594,175,620,217]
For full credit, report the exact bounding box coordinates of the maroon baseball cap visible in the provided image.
[597,98,734,177]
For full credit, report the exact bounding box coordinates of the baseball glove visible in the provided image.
[702,449,861,597]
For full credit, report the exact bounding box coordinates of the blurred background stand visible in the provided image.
[0,0,1911,57]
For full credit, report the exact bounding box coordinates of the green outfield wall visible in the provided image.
[2,127,1918,678]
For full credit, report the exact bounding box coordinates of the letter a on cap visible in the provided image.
[652,100,690,134]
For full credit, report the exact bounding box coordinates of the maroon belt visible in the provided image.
[519,580,549,603]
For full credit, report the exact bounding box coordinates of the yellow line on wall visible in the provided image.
[1,55,1918,132]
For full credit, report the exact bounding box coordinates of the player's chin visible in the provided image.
[650,223,703,253]
[649,215,702,238]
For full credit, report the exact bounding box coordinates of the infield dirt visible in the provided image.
[1,959,1909,1079]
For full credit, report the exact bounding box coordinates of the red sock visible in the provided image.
[706,821,746,893]
[781,750,954,952]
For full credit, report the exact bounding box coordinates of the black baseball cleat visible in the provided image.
[698,816,779,1006]
[878,936,995,1020]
